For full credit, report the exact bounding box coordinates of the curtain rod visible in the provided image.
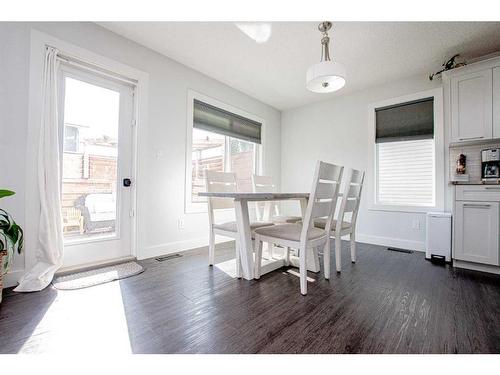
[46,44,139,86]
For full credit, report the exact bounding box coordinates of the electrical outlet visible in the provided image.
[156,149,164,160]
[178,218,185,230]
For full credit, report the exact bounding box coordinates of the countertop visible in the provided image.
[450,181,500,185]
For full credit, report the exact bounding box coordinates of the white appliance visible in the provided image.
[426,212,452,262]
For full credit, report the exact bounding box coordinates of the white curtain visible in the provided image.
[15,47,64,292]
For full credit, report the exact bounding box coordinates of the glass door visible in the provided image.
[58,63,135,268]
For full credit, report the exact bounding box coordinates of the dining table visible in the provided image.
[198,191,321,280]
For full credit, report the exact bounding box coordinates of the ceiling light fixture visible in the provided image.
[235,23,272,44]
[306,21,346,93]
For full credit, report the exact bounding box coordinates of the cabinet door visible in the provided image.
[494,67,500,138]
[451,69,493,142]
[454,201,499,265]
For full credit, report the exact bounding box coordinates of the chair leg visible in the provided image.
[208,228,215,266]
[335,236,342,273]
[254,238,263,279]
[285,246,290,266]
[299,244,307,295]
[262,241,269,259]
[323,238,330,280]
[235,241,242,279]
[350,232,356,263]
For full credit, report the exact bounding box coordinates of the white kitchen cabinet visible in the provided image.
[454,201,499,265]
[494,67,500,138]
[450,69,493,143]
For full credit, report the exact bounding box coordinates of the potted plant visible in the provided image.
[0,189,24,303]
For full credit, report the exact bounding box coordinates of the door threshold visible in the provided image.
[57,256,136,277]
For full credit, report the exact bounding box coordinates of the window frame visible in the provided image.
[185,90,264,214]
[367,88,444,213]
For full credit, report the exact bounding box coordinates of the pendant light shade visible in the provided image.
[306,21,346,93]
[306,61,346,93]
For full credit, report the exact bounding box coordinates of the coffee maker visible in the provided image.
[481,148,500,183]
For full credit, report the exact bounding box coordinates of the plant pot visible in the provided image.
[0,250,7,304]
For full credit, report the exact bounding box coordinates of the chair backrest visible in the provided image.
[301,161,344,242]
[205,171,237,211]
[252,174,279,220]
[338,168,365,228]
[252,174,275,193]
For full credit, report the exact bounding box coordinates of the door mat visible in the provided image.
[52,261,144,290]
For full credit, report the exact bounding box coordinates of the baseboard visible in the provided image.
[138,236,232,260]
[356,233,425,252]
[453,259,500,275]
[3,269,25,289]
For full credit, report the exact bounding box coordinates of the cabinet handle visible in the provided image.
[484,187,500,190]
[458,136,484,141]
[463,203,491,208]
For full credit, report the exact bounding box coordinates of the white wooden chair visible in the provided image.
[206,170,273,277]
[253,161,343,295]
[252,174,302,261]
[252,174,302,224]
[314,168,365,273]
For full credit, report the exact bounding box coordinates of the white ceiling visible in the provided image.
[98,22,500,111]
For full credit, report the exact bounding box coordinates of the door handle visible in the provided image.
[458,136,484,141]
[123,178,132,187]
[463,203,491,208]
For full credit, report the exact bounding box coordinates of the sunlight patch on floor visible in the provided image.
[285,269,315,282]
[18,282,132,354]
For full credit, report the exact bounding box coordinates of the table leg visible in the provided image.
[234,199,254,280]
[298,198,320,273]
[262,201,272,258]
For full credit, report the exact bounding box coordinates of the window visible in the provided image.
[377,139,434,206]
[191,128,225,203]
[374,96,438,209]
[186,94,262,212]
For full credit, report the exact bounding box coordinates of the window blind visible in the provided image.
[376,98,434,143]
[377,139,435,206]
[193,99,262,144]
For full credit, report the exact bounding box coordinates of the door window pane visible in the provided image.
[61,77,120,241]
[64,125,79,152]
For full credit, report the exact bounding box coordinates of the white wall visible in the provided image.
[0,22,281,286]
[0,24,30,278]
[280,75,443,251]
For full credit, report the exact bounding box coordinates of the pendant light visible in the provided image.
[306,21,346,93]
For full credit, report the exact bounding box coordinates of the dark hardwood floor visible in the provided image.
[1,241,500,354]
